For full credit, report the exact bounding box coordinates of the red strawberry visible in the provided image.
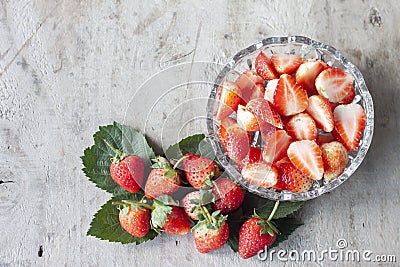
[193,219,229,253]
[181,191,201,220]
[182,154,219,189]
[212,178,244,214]
[274,162,313,192]
[162,206,191,235]
[273,74,308,116]
[332,104,366,151]
[255,51,278,80]
[321,141,349,182]
[264,79,279,103]
[275,156,291,166]
[340,87,356,104]
[241,162,278,188]
[306,95,334,132]
[218,117,237,147]
[224,126,250,163]
[262,130,292,163]
[286,113,317,141]
[216,81,242,120]
[246,98,283,129]
[271,54,304,74]
[115,202,151,238]
[109,155,144,193]
[238,147,263,171]
[316,132,336,145]
[144,157,181,200]
[235,70,264,103]
[247,83,265,102]
[315,67,354,103]
[295,59,328,95]
[237,104,260,131]
[287,140,324,180]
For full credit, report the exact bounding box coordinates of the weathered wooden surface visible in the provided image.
[0,0,399,266]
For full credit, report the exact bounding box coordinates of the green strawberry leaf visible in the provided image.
[81,122,155,195]
[87,192,158,244]
[270,217,303,248]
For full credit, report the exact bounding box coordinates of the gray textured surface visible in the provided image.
[0,1,399,266]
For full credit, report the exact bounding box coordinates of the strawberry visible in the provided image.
[216,81,242,120]
[273,74,308,116]
[235,70,264,103]
[218,117,237,147]
[106,140,144,193]
[262,130,292,163]
[286,113,317,141]
[255,51,278,80]
[287,140,324,180]
[237,104,260,131]
[274,162,313,192]
[238,147,263,171]
[306,95,334,132]
[271,54,304,74]
[315,67,354,103]
[114,201,151,238]
[238,201,280,259]
[340,87,356,104]
[332,104,366,151]
[181,191,202,220]
[223,126,250,163]
[182,154,219,189]
[316,132,336,145]
[246,98,283,129]
[144,157,183,200]
[321,141,349,182]
[161,206,191,235]
[274,156,291,166]
[264,79,279,103]
[212,178,244,214]
[241,162,278,188]
[295,59,328,95]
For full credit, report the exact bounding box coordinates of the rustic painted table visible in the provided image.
[1,1,399,266]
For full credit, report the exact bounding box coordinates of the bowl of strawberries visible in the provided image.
[207,36,374,201]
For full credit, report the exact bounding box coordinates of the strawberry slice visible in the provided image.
[274,162,313,192]
[321,141,349,182]
[286,113,317,141]
[295,59,328,95]
[316,132,335,145]
[273,74,308,116]
[306,95,334,132]
[224,126,250,163]
[271,54,304,75]
[263,130,292,163]
[332,104,366,151]
[246,98,283,129]
[340,87,356,104]
[216,81,242,121]
[315,67,354,103]
[255,51,278,80]
[235,70,264,103]
[238,147,263,171]
[237,104,259,132]
[241,162,278,188]
[264,79,279,103]
[218,117,237,147]
[287,140,324,180]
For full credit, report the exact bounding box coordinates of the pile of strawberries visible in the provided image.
[216,51,366,193]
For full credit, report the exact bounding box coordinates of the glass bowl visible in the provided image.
[206,36,374,201]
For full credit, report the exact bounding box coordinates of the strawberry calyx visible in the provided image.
[151,156,188,183]
[103,139,126,164]
[150,196,179,233]
[254,200,281,236]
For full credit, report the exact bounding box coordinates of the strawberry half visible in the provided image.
[262,130,292,163]
[238,147,263,171]
[287,140,324,180]
[274,162,313,192]
[271,54,304,74]
[241,162,278,188]
[321,141,349,182]
[255,51,278,80]
[295,59,328,95]
[216,81,242,120]
[332,104,366,151]
[286,113,317,141]
[237,104,260,131]
[235,70,264,103]
[306,95,334,132]
[315,67,354,103]
[273,74,308,116]
[224,125,250,163]
[246,98,283,129]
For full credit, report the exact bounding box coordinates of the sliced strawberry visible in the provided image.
[241,162,278,189]
[306,95,334,132]
[216,81,242,120]
[271,54,304,75]
[321,141,349,182]
[315,67,354,103]
[246,98,283,129]
[235,70,264,103]
[316,132,335,146]
[287,140,324,180]
[275,156,291,166]
[224,126,250,163]
[218,117,237,147]
[332,104,366,151]
[273,74,308,116]
[238,147,263,171]
[274,162,313,192]
[295,59,328,95]
[286,113,317,141]
[340,87,356,104]
[255,51,278,80]
[237,104,259,131]
[264,79,279,103]
[262,130,292,163]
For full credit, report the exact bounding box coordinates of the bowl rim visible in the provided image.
[206,35,374,201]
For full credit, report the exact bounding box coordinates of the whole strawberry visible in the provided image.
[238,201,280,259]
[212,178,244,214]
[162,206,191,235]
[105,140,144,193]
[113,200,151,238]
[182,154,219,189]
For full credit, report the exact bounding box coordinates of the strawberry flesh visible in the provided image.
[262,129,292,163]
[306,95,334,132]
[286,113,317,141]
[273,74,308,116]
[271,54,304,74]
[255,51,278,80]
[315,67,354,103]
[295,59,328,95]
[241,162,278,188]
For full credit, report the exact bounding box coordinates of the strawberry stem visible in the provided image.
[267,200,280,222]
[173,155,189,169]
[200,205,212,224]
[103,139,125,163]
[112,200,154,210]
